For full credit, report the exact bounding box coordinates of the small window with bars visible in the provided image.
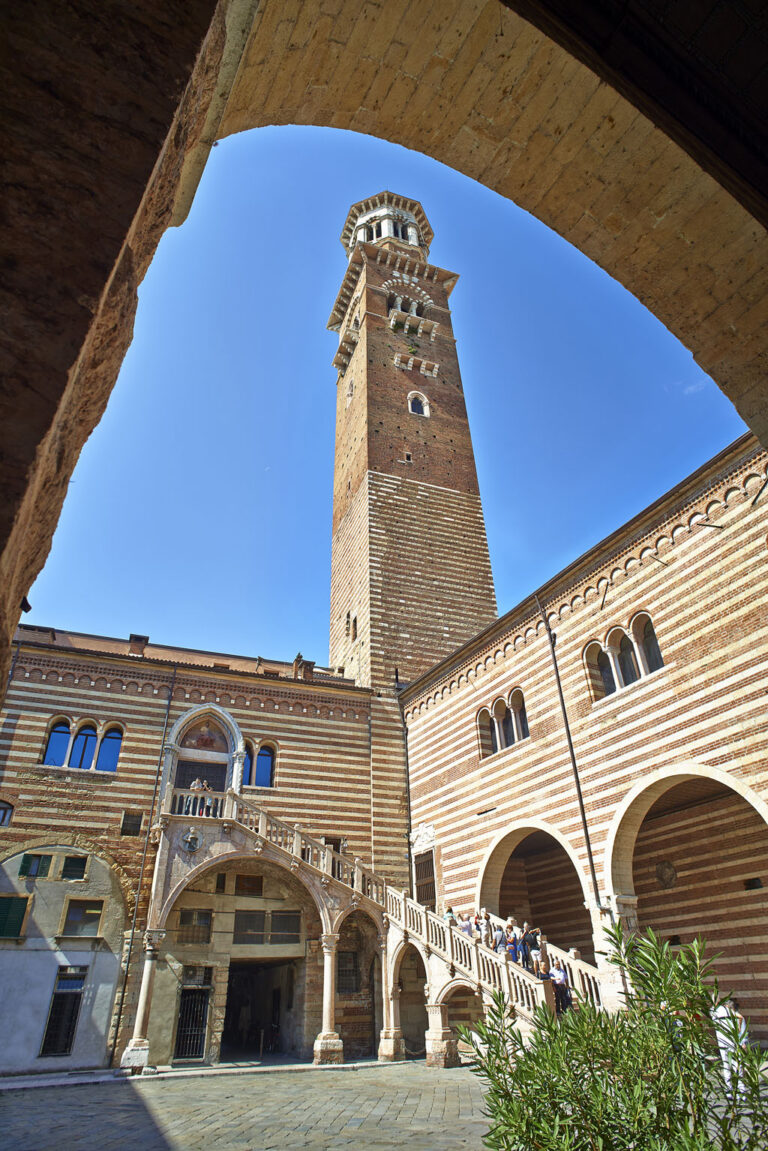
[337,951,360,994]
[233,910,265,945]
[414,850,436,911]
[61,856,87,881]
[62,900,103,937]
[270,911,301,944]
[120,811,143,836]
[19,853,52,879]
[234,874,263,897]
[40,965,89,1057]
[177,909,212,945]
[182,965,213,987]
[0,895,29,938]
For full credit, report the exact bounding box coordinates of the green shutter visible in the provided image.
[18,855,31,876]
[38,855,51,877]
[0,896,28,937]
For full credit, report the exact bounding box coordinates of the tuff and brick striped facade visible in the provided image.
[401,434,768,1039]
[328,194,496,689]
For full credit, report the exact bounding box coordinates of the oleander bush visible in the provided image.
[461,924,768,1150]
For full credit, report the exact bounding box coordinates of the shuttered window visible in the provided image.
[414,851,436,910]
[0,896,28,937]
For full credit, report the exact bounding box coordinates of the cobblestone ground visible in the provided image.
[2,1063,488,1150]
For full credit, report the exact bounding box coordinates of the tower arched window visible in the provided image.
[95,726,123,772]
[408,392,430,417]
[586,642,615,701]
[42,720,70,766]
[597,651,616,696]
[69,724,97,770]
[0,800,13,827]
[254,745,276,788]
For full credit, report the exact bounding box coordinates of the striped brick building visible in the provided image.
[0,192,766,1073]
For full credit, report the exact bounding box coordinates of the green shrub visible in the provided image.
[461,924,768,1150]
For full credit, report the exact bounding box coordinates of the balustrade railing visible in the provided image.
[484,910,605,1009]
[161,789,579,1022]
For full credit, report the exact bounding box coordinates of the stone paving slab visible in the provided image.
[1,1063,489,1150]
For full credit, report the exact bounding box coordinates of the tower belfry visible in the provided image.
[328,191,497,688]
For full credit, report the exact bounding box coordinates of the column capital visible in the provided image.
[144,929,166,952]
[320,932,339,955]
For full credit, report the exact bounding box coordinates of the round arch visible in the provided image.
[433,976,478,1007]
[155,849,333,934]
[331,901,385,936]
[605,761,768,900]
[476,820,593,912]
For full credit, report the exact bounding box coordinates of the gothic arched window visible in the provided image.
[69,724,97,770]
[243,742,254,786]
[477,709,496,759]
[95,726,123,772]
[42,720,70,766]
[254,745,275,788]
[618,635,640,686]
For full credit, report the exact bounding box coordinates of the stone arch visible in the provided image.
[605,762,768,901]
[605,762,768,1040]
[331,901,384,936]
[390,939,429,1060]
[155,849,333,935]
[167,702,244,754]
[477,821,596,961]
[433,975,478,1007]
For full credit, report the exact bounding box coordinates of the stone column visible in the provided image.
[231,748,246,792]
[607,649,623,690]
[120,930,165,1072]
[407,224,418,244]
[378,936,405,1061]
[313,933,344,1064]
[425,1002,460,1068]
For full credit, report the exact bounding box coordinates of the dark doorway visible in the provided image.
[175,988,210,1060]
[221,960,298,1061]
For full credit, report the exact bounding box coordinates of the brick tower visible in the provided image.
[328,191,497,690]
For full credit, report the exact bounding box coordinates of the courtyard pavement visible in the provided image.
[1,1062,489,1150]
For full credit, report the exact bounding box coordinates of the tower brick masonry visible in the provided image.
[328,192,497,690]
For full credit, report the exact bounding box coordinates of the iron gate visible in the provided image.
[174,988,210,1060]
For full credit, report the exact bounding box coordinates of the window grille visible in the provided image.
[337,952,360,994]
[177,909,212,945]
[233,910,265,945]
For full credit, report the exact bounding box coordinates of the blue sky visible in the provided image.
[27,126,746,665]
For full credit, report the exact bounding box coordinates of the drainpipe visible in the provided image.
[534,595,604,914]
[108,663,177,1066]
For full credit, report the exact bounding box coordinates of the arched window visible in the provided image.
[95,727,122,772]
[42,720,70,766]
[0,800,13,827]
[492,699,514,749]
[510,689,529,740]
[254,745,275,788]
[477,709,496,758]
[69,725,97,770]
[242,742,254,787]
[597,650,616,696]
[408,392,430,417]
[632,614,664,674]
[618,635,640,686]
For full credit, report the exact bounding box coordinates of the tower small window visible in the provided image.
[0,800,13,827]
[351,616,358,640]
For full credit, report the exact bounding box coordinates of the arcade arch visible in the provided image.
[478,824,595,962]
[607,768,768,1042]
[391,941,428,1060]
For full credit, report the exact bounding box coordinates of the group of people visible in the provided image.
[186,777,215,816]
[443,906,572,1014]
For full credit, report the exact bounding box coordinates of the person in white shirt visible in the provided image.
[713,997,749,1096]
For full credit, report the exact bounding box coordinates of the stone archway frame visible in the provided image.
[330,901,385,937]
[476,820,595,915]
[153,844,335,936]
[161,702,247,800]
[604,761,768,909]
